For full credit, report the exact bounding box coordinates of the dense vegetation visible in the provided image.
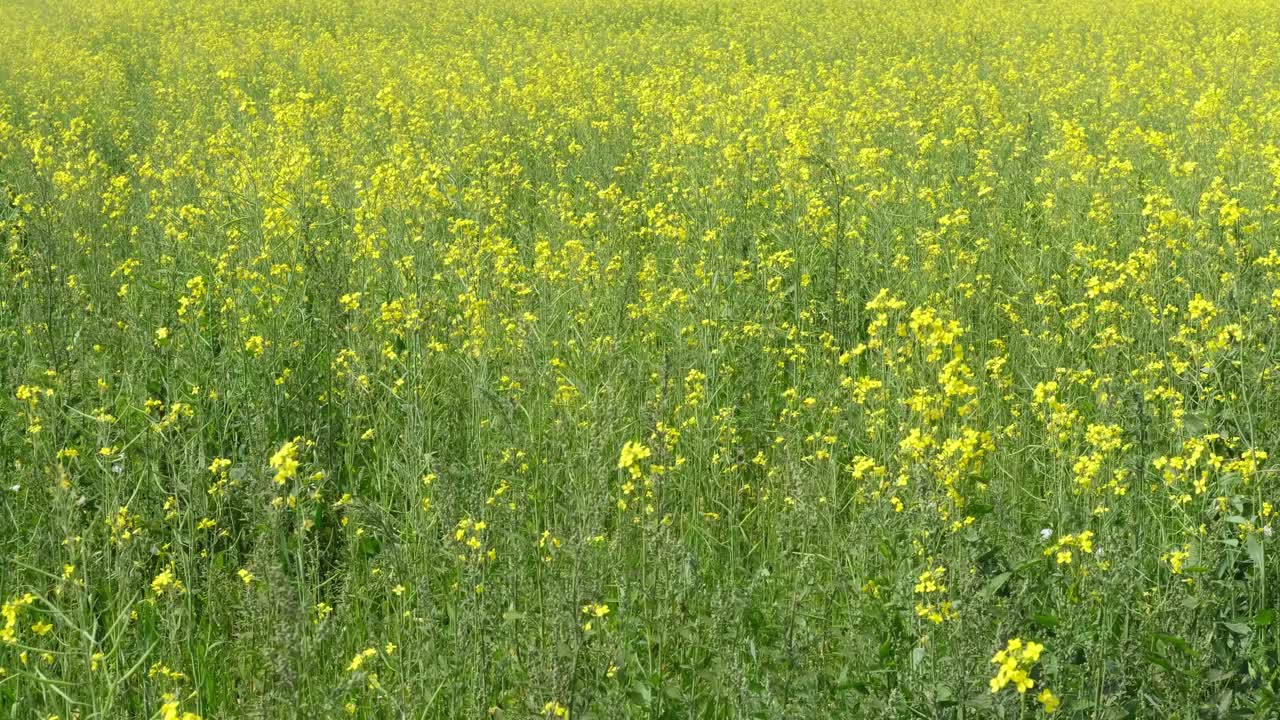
[4,0,1280,717]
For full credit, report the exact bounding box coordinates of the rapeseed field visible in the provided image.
[4,0,1280,717]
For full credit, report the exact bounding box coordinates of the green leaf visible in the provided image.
[980,572,1011,598]
[1257,608,1276,627]
[878,638,894,661]
[1223,621,1251,636]
[1247,533,1264,571]
[1153,632,1191,654]
[627,678,652,705]
[1033,612,1059,629]
[964,693,995,710]
[1206,668,1236,683]
[1015,558,1042,574]
[1145,651,1175,672]
[1182,412,1209,435]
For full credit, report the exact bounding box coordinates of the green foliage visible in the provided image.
[3,0,1280,717]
